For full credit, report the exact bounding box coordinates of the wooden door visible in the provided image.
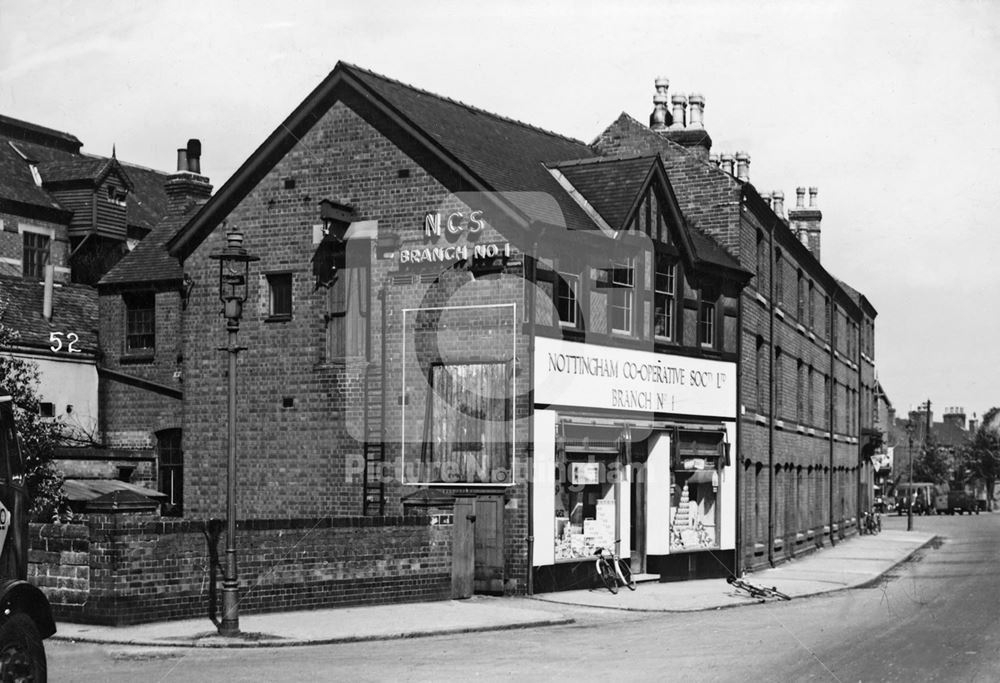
[473,495,505,594]
[451,496,475,598]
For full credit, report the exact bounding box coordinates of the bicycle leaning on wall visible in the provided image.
[594,545,637,594]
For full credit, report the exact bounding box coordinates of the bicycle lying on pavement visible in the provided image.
[726,575,791,601]
[594,546,637,594]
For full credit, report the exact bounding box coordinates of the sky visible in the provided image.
[2,0,998,421]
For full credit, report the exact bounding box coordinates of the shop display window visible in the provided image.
[554,453,617,561]
[669,431,723,551]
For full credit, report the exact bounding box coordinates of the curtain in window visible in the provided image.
[420,363,510,483]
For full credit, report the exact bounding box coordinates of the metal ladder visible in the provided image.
[362,364,386,515]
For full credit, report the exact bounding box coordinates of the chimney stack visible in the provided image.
[772,190,785,218]
[788,185,823,261]
[649,77,670,131]
[670,94,687,129]
[735,151,750,182]
[720,153,734,176]
[165,138,212,211]
[687,94,705,128]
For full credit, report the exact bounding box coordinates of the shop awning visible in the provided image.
[682,470,716,484]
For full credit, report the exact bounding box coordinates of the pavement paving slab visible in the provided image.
[51,529,936,648]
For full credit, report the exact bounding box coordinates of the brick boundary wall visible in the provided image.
[30,515,452,626]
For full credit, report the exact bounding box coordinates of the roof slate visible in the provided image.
[99,202,201,286]
[555,155,653,230]
[0,276,99,355]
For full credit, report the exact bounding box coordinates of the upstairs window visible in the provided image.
[609,257,635,335]
[755,230,767,288]
[654,258,676,341]
[124,291,155,353]
[22,231,50,281]
[774,249,784,304]
[556,272,579,327]
[267,273,293,320]
[797,271,805,321]
[698,285,717,348]
[325,268,367,360]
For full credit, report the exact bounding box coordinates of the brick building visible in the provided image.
[83,63,881,622]
[0,114,175,497]
[590,81,880,569]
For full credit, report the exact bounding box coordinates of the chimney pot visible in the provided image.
[176,148,188,173]
[720,152,734,176]
[760,191,772,208]
[735,151,750,182]
[772,190,785,218]
[796,187,806,208]
[687,93,705,128]
[808,186,819,208]
[654,77,670,95]
[709,153,719,167]
[670,93,687,129]
[186,139,202,174]
[650,93,669,131]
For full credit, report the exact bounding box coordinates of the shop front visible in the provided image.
[531,337,737,591]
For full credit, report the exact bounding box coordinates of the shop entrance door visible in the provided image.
[631,469,647,573]
[474,494,505,594]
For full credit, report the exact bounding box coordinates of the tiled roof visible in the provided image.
[933,420,969,449]
[99,203,201,286]
[0,141,65,210]
[0,118,169,232]
[554,155,653,230]
[0,114,81,153]
[0,276,99,355]
[344,64,597,230]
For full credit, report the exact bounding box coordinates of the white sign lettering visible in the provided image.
[534,337,736,418]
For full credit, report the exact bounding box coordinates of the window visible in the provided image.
[556,272,579,327]
[267,273,293,319]
[157,429,183,517]
[653,258,676,340]
[699,286,717,348]
[609,257,634,334]
[22,231,50,281]
[797,271,805,320]
[418,362,511,484]
[671,431,724,551]
[105,185,126,206]
[808,282,815,328]
[796,360,805,423]
[774,249,783,304]
[124,291,155,353]
[774,348,784,417]
[325,267,367,359]
[807,367,815,425]
[756,230,767,288]
[38,402,55,419]
[756,336,767,412]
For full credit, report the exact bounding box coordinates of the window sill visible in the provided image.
[120,352,155,365]
[265,315,292,323]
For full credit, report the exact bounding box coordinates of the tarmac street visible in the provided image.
[47,512,1000,681]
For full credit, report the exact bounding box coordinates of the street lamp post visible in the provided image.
[906,420,914,532]
[209,227,259,637]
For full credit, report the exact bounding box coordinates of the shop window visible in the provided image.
[267,273,293,320]
[670,431,724,551]
[325,267,367,359]
[418,362,511,484]
[157,429,183,517]
[554,453,617,561]
[653,257,676,341]
[556,272,579,327]
[698,286,717,348]
[609,257,634,335]
[22,231,50,281]
[124,291,155,353]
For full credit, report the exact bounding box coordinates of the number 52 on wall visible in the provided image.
[49,332,81,353]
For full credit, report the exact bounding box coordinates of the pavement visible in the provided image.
[52,528,936,648]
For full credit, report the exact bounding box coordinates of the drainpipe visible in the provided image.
[526,236,537,594]
[735,275,744,576]
[829,302,837,546]
[767,212,776,567]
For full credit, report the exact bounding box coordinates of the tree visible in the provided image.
[957,407,1000,509]
[910,434,951,485]
[0,324,68,522]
